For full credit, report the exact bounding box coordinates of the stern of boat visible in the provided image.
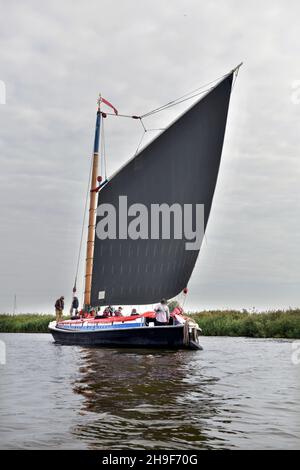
[184,320,203,350]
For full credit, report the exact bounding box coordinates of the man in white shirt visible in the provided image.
[154,298,170,326]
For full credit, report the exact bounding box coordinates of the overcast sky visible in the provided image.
[0,0,299,313]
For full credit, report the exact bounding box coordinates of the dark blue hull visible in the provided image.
[49,324,202,350]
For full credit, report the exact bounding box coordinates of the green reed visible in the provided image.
[190,309,300,339]
[0,310,299,338]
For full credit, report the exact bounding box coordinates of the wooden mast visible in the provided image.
[84,96,102,308]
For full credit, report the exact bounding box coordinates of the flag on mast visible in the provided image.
[100,97,118,115]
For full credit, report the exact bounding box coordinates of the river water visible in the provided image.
[0,333,299,450]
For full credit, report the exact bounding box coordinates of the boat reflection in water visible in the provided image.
[71,347,229,450]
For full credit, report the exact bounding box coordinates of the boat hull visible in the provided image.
[49,324,202,350]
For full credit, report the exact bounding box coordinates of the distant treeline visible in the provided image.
[0,310,299,338]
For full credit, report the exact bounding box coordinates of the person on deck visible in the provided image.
[103,305,114,317]
[115,306,123,317]
[154,298,170,326]
[94,307,102,319]
[71,296,79,315]
[55,296,64,323]
[102,307,109,318]
[131,308,138,316]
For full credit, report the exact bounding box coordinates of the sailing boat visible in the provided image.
[49,64,241,349]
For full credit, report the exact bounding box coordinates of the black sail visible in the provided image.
[91,73,233,306]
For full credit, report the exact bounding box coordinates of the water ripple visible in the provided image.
[0,334,299,449]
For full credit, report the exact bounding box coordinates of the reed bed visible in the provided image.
[0,310,299,338]
[190,309,300,339]
[0,314,57,333]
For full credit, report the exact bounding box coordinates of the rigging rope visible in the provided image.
[141,82,220,118]
[102,66,241,159]
[101,87,213,120]
[73,155,93,293]
[100,70,230,122]
[134,130,147,156]
[101,117,107,179]
[139,118,147,132]
[133,117,167,155]
[232,65,240,89]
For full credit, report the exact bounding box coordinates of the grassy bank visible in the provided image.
[0,314,56,333]
[190,309,300,339]
[0,310,299,338]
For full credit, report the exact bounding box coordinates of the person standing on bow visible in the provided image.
[154,298,170,326]
[55,296,64,323]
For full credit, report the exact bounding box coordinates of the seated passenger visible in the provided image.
[115,306,123,316]
[102,307,110,318]
[94,307,103,319]
[109,306,115,316]
[131,308,138,316]
[103,305,115,317]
